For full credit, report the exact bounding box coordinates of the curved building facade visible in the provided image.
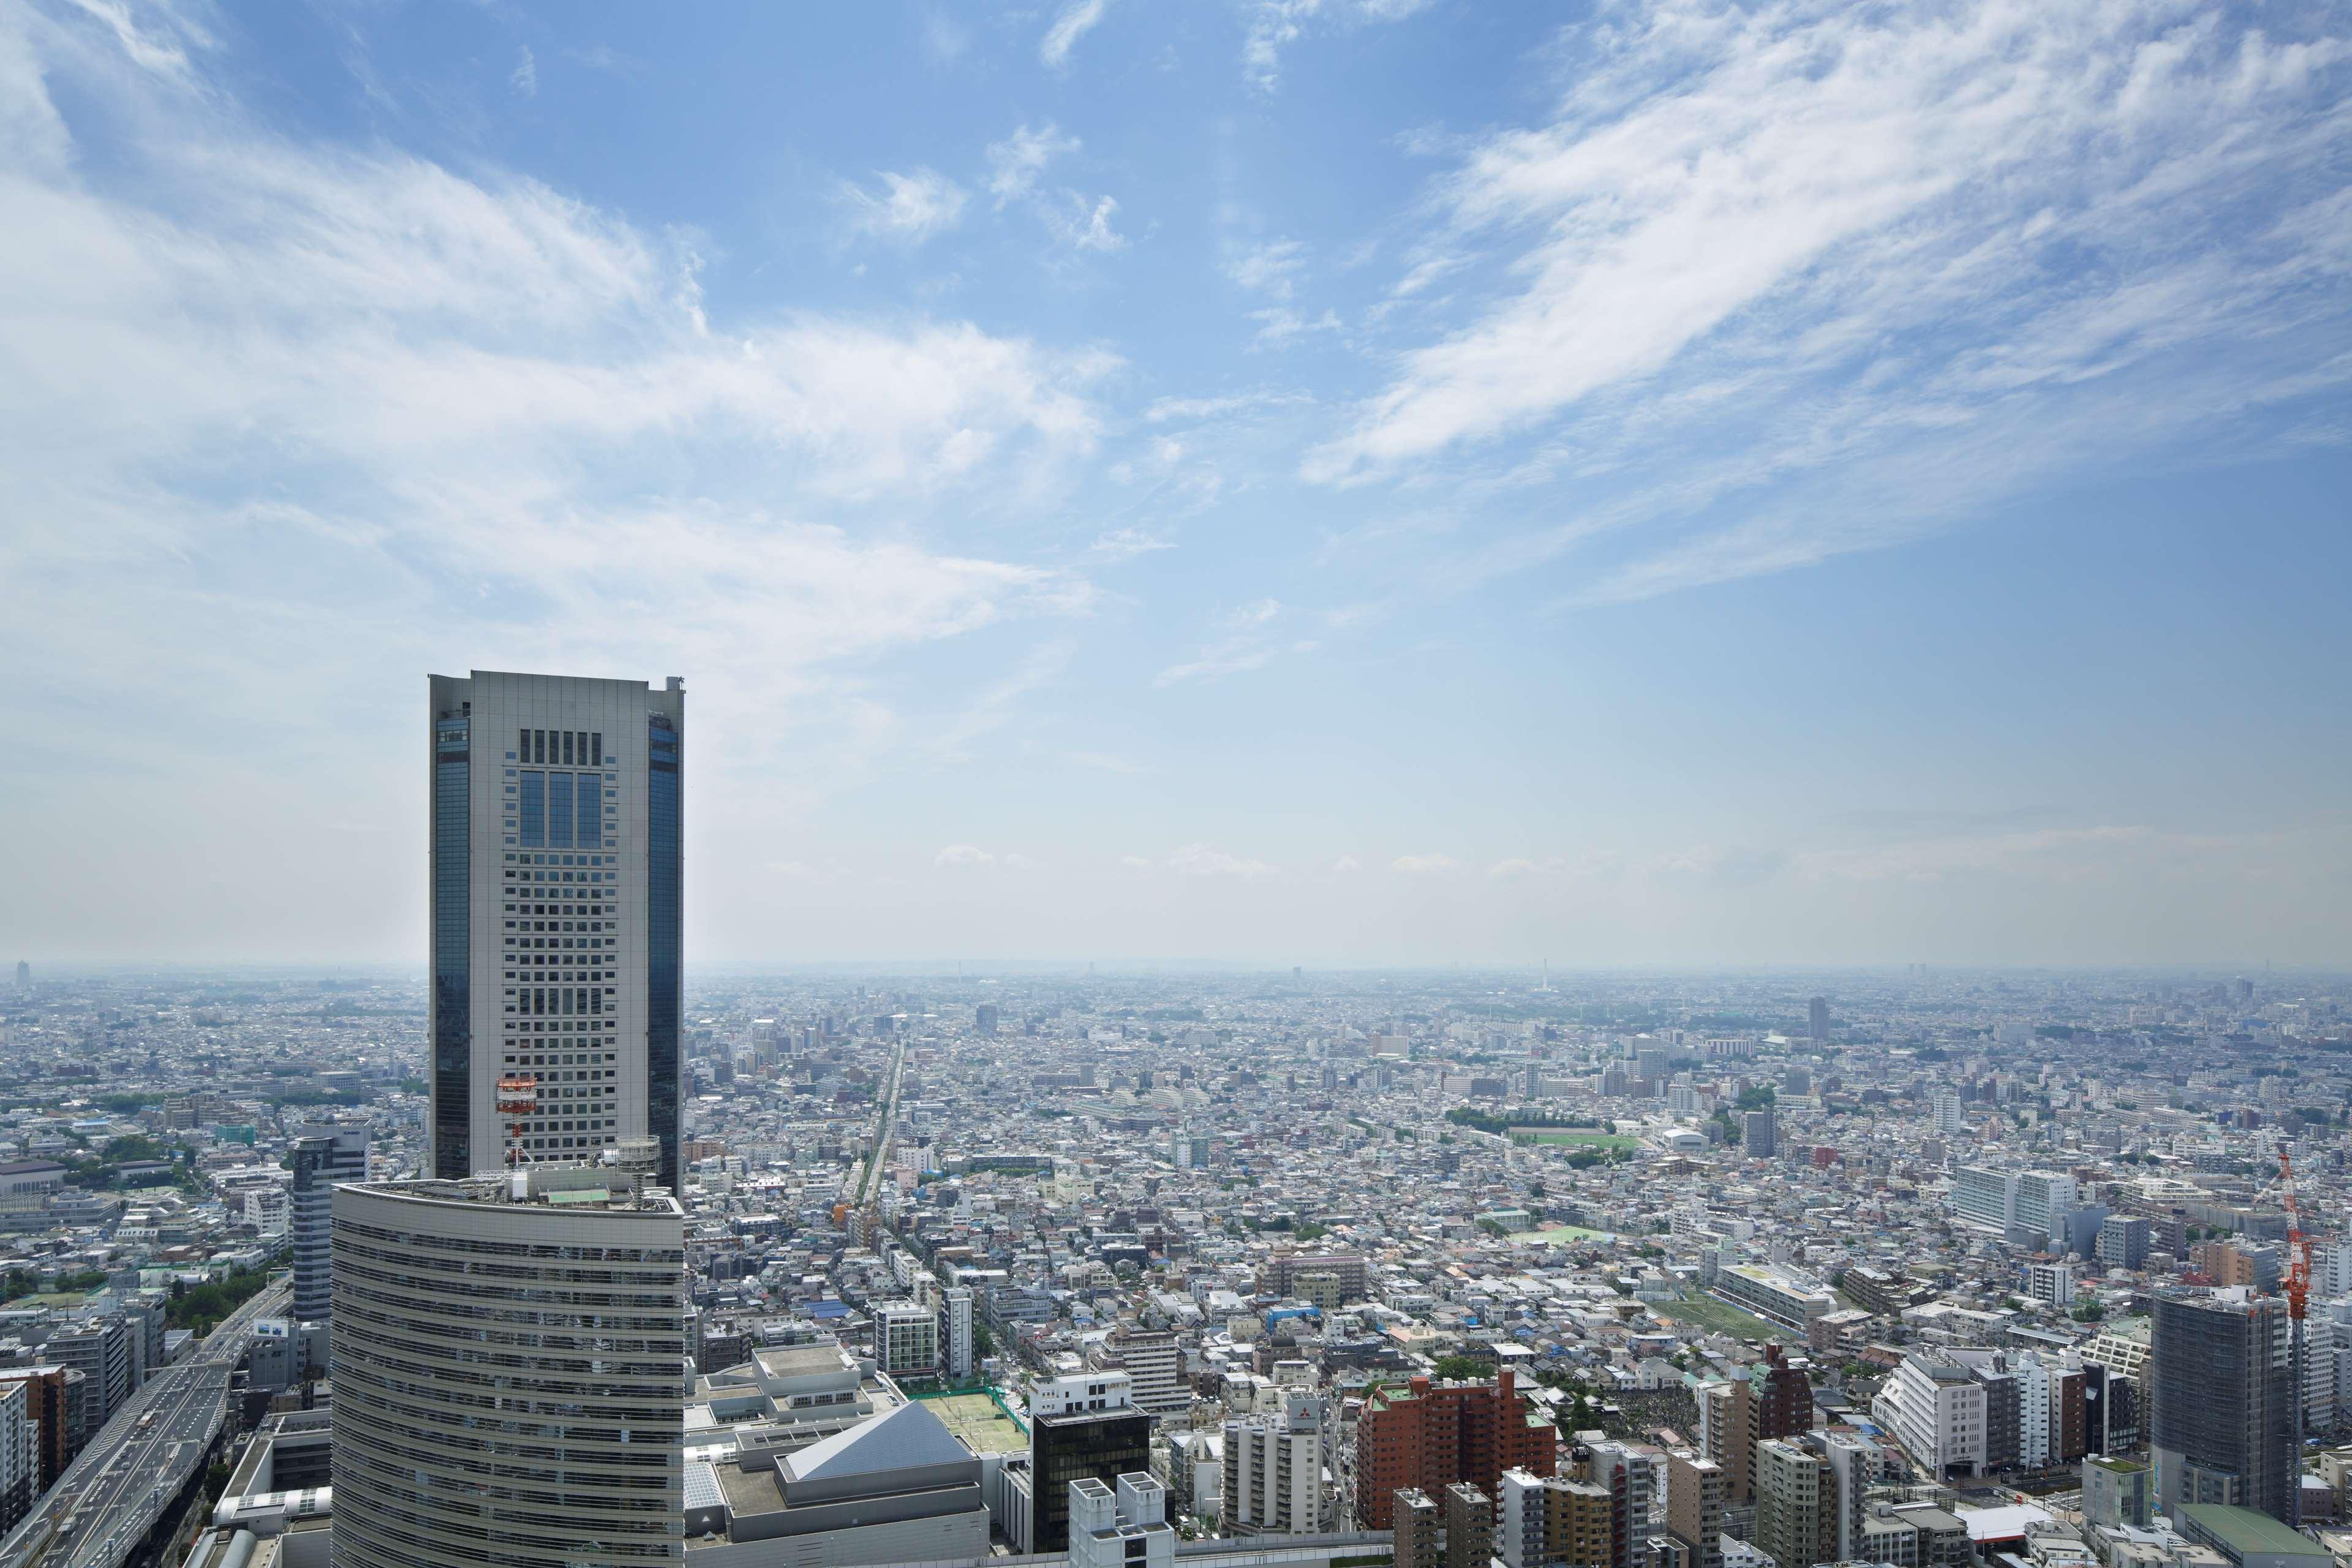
[330,1171,687,1568]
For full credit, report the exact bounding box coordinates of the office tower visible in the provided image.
[944,1287,975,1382]
[1444,1482,1493,1568]
[1665,1455,1724,1568]
[2096,1215,2150,1271]
[1742,1109,1776,1158]
[976,1002,1000,1036]
[1028,1373,1152,1554]
[2150,1291,2293,1522]
[1395,1489,1442,1568]
[1069,1476,1174,1568]
[1354,1371,1556,1528]
[1807,997,1828,1044]
[428,670,685,1188]
[1931,1090,1963,1135]
[289,1125,367,1323]
[330,1168,687,1568]
[10,962,24,992]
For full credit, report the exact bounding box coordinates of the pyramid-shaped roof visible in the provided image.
[782,1399,973,1487]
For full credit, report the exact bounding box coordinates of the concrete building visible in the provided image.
[1710,1262,1836,1333]
[330,1168,687,1568]
[1698,1344,1814,1504]
[875,1302,940,1381]
[1025,1372,1152,1554]
[426,670,687,1188]
[1664,1454,1724,1568]
[288,1124,366,1324]
[2152,1291,2294,1523]
[1221,1392,1334,1536]
[1353,1371,1556,1529]
[1752,1439,1826,1568]
[2099,1215,2153,1272]
[1585,1441,1660,1568]
[2085,1455,2154,1530]
[944,1287,975,1383]
[1069,1476,1175,1568]
[1395,1488,1442,1568]
[0,1379,32,1536]
[2174,1504,2332,1568]
[1110,1326,1188,1417]
[1500,1468,1613,1568]
[1880,1352,1988,1480]
[684,1398,992,1567]
[1444,1482,1492,1568]
[1741,1110,1776,1159]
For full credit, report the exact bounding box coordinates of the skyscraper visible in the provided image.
[288,1123,367,1322]
[2150,1291,2293,1523]
[331,1166,687,1568]
[428,671,684,1187]
[1743,1108,1777,1159]
[1807,996,1829,1043]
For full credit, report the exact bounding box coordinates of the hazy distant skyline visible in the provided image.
[4,2,2349,967]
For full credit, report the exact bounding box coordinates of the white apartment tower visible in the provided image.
[945,1287,976,1382]
[1220,1392,1335,1535]
[330,1169,687,1568]
[428,671,685,1189]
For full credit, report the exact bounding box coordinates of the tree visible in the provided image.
[1432,1354,1496,1382]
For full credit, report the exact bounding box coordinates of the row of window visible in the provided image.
[514,728,606,768]
[511,771,612,850]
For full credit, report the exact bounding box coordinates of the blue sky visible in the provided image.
[2,0,2348,967]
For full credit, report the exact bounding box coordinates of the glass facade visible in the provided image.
[549,772,574,848]
[432,717,470,1178]
[1032,1411,1152,1553]
[647,716,681,1189]
[578,773,602,845]
[519,770,545,846]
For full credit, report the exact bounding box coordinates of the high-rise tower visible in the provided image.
[2151,1289,2293,1523]
[289,1123,367,1322]
[428,671,685,1188]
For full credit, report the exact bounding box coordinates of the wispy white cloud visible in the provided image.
[1085,526,1176,562]
[932,639,1076,761]
[1154,598,1311,687]
[1144,390,1314,423]
[1041,0,1110,70]
[1164,843,1273,878]
[1042,191,1125,252]
[1391,853,1460,873]
[509,45,536,97]
[1303,0,2352,600]
[935,844,998,866]
[1331,854,1363,873]
[986,122,1080,206]
[1241,0,1432,94]
[839,166,968,244]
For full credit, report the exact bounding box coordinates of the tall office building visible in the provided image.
[2151,1291,2294,1523]
[1743,1109,1777,1159]
[1807,997,1829,1044]
[428,671,685,1188]
[331,1167,687,1568]
[288,1124,367,1323]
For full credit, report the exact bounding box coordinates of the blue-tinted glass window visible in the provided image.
[548,772,574,848]
[519,771,545,847]
[575,772,600,845]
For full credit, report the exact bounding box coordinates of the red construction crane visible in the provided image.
[2280,1148,2312,1523]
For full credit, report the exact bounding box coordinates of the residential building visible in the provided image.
[875,1302,940,1381]
[426,669,686,1188]
[2098,1216,2152,1272]
[1584,1441,1660,1568]
[1353,1371,1556,1529]
[1445,1482,1493,1568]
[1221,1392,1334,1536]
[1664,1454,1724,1568]
[1395,1488,1442,1568]
[2084,1455,2154,1531]
[1879,1352,1988,1480]
[944,1287,974,1382]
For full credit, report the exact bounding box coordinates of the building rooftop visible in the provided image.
[2176,1504,2329,1560]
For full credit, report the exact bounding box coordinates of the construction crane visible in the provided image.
[2279,1147,2313,1524]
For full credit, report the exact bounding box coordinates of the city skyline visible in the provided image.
[4,2,2350,968]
